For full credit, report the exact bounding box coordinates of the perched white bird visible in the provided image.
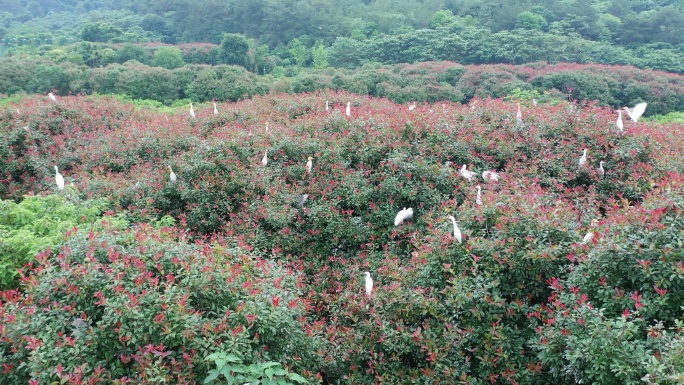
[325,100,329,111]
[616,110,624,133]
[581,219,599,245]
[597,161,605,178]
[475,185,482,205]
[394,207,413,226]
[447,215,462,244]
[482,170,499,182]
[261,150,268,166]
[532,98,538,107]
[579,149,587,167]
[305,156,313,174]
[168,165,177,183]
[345,102,351,116]
[54,166,64,190]
[460,165,475,181]
[48,92,57,102]
[408,103,416,111]
[265,122,269,132]
[298,194,309,208]
[213,103,218,115]
[516,102,523,123]
[189,103,195,119]
[364,272,373,296]
[623,102,647,123]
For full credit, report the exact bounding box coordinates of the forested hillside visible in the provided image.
[1,0,683,73]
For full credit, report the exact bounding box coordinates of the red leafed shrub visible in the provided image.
[0,219,319,384]
[533,175,684,385]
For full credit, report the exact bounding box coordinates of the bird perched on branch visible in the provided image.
[346,102,351,116]
[261,150,268,166]
[189,103,195,119]
[579,149,587,167]
[598,161,605,178]
[616,110,624,133]
[168,166,177,183]
[48,93,57,102]
[213,103,218,115]
[394,208,413,226]
[447,215,462,244]
[364,272,373,296]
[306,157,313,174]
[482,170,499,183]
[54,166,64,190]
[460,165,475,181]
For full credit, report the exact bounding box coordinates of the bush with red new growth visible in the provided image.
[1,91,683,384]
[0,219,319,384]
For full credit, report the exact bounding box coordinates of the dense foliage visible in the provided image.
[2,59,684,116]
[2,0,683,75]
[1,92,683,384]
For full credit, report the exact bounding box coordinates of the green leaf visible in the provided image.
[287,373,307,383]
[204,369,220,384]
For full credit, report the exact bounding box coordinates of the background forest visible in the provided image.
[1,0,683,114]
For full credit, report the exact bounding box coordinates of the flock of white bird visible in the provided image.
[48,94,648,297]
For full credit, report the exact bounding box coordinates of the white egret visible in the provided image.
[213,103,218,116]
[475,185,482,205]
[364,272,373,296]
[54,166,64,190]
[168,166,177,183]
[579,149,587,167]
[447,215,462,244]
[581,219,599,245]
[305,156,313,174]
[408,103,416,111]
[532,98,538,107]
[189,103,195,119]
[48,92,57,102]
[598,161,605,178]
[265,122,269,132]
[298,194,309,208]
[623,102,647,123]
[482,170,499,182]
[345,102,351,116]
[616,110,624,133]
[394,207,413,226]
[460,165,475,181]
[516,102,522,123]
[261,150,268,166]
[325,100,329,111]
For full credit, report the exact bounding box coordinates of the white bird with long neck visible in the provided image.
[364,272,373,296]
[516,102,522,123]
[305,156,313,174]
[394,207,413,226]
[581,219,599,245]
[325,100,329,111]
[265,122,269,132]
[623,102,647,123]
[579,149,587,167]
[168,166,177,183]
[213,103,218,115]
[598,161,605,178]
[345,102,351,116]
[475,185,482,205]
[48,92,57,102]
[408,103,416,111]
[460,165,475,181]
[189,103,195,119]
[447,215,462,244]
[261,150,268,166]
[616,110,624,133]
[54,166,64,190]
[532,98,537,107]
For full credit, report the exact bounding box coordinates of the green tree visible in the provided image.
[152,46,185,69]
[289,38,308,67]
[115,43,150,64]
[515,11,547,31]
[80,22,124,43]
[217,33,249,67]
[431,10,457,28]
[311,41,329,69]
